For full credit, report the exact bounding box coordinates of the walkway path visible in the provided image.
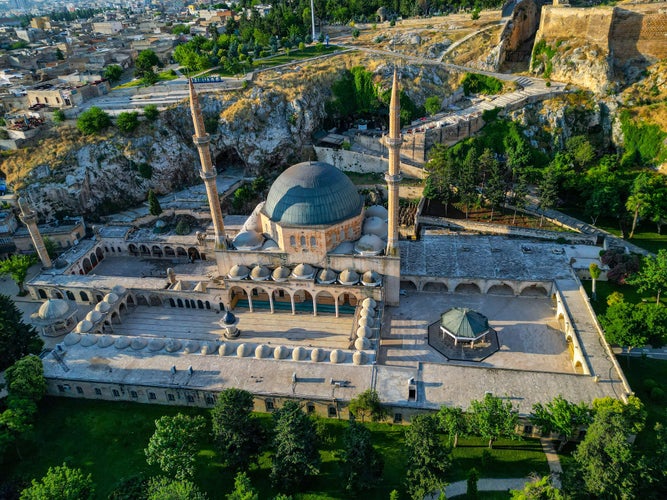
[438,477,529,498]
[540,438,563,488]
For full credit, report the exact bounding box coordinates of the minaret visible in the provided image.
[189,79,226,249]
[385,69,402,256]
[18,196,51,269]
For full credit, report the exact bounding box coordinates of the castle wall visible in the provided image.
[535,6,614,48]
[610,6,667,63]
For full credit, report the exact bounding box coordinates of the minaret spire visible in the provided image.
[385,68,402,256]
[18,196,52,269]
[189,78,226,249]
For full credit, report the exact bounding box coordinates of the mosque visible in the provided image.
[22,72,630,422]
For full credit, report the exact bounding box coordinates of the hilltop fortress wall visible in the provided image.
[533,4,667,90]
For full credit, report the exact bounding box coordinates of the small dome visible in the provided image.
[250,265,271,281]
[98,335,114,348]
[354,234,385,255]
[338,268,359,285]
[274,345,288,359]
[131,338,147,350]
[361,270,382,287]
[357,326,371,338]
[362,298,377,308]
[114,337,131,349]
[355,337,370,350]
[310,348,322,362]
[361,304,375,316]
[272,266,291,282]
[74,320,93,333]
[365,205,388,219]
[184,341,200,353]
[353,351,364,365]
[237,343,250,357]
[95,301,111,313]
[104,293,119,304]
[316,268,338,284]
[111,285,126,296]
[358,316,375,328]
[261,239,280,251]
[63,332,81,345]
[330,349,344,363]
[292,346,305,361]
[330,241,355,254]
[85,310,103,323]
[80,334,98,347]
[201,342,217,355]
[363,216,388,238]
[255,344,270,359]
[148,339,165,352]
[222,310,237,325]
[233,230,264,250]
[165,339,182,352]
[38,299,74,321]
[228,264,250,281]
[264,161,363,226]
[218,343,230,356]
[292,263,315,280]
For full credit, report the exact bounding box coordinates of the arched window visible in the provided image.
[300,235,306,246]
[290,235,296,246]
[340,229,345,241]
[347,228,354,239]
[310,236,316,247]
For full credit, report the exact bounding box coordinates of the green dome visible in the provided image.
[264,162,362,226]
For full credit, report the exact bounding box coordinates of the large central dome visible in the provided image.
[264,161,362,226]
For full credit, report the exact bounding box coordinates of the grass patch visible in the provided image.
[344,171,385,185]
[581,279,666,316]
[450,437,549,482]
[3,399,549,499]
[113,70,179,89]
[616,356,667,455]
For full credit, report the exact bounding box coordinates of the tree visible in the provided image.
[537,166,558,227]
[529,395,591,451]
[135,50,160,78]
[1,395,37,458]
[146,477,207,500]
[0,254,37,295]
[55,48,64,60]
[510,475,564,500]
[564,397,645,499]
[458,149,479,219]
[52,109,66,123]
[511,173,529,225]
[211,388,265,471]
[471,7,481,20]
[5,354,46,401]
[469,393,518,448]
[20,463,95,500]
[0,295,43,371]
[348,389,387,422]
[226,472,258,500]
[627,249,667,304]
[145,413,206,480]
[626,173,652,239]
[271,400,320,492]
[437,406,467,448]
[116,111,139,133]
[404,414,451,500]
[76,106,111,135]
[425,96,441,116]
[144,104,159,122]
[467,468,479,498]
[340,421,384,493]
[424,144,456,215]
[483,150,507,221]
[147,190,162,216]
[600,299,646,361]
[103,64,123,84]
[589,263,601,301]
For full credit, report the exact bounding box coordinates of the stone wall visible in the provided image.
[314,147,425,180]
[610,5,667,63]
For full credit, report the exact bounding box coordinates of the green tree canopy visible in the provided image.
[226,471,258,500]
[341,421,384,493]
[601,299,648,353]
[211,388,265,470]
[116,111,139,133]
[348,389,387,422]
[529,395,591,451]
[20,463,95,500]
[270,400,320,492]
[468,393,518,448]
[404,414,451,500]
[147,190,162,216]
[627,249,667,304]
[76,106,111,135]
[143,104,159,122]
[510,475,564,500]
[437,406,467,448]
[0,294,43,371]
[146,477,207,500]
[103,64,123,83]
[0,254,37,294]
[424,96,441,116]
[135,50,160,78]
[145,414,206,480]
[5,354,46,402]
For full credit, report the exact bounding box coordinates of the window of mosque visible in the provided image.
[328,406,337,418]
[348,228,354,239]
[310,236,316,247]
[187,395,195,403]
[94,388,102,395]
[300,235,306,246]
[167,393,175,401]
[205,395,215,405]
[130,391,138,398]
[76,386,84,394]
[394,413,403,424]
[340,229,345,241]
[307,403,315,414]
[57,385,65,393]
[290,235,296,246]
[265,400,275,411]
[148,392,156,400]
[332,233,337,245]
[112,389,120,397]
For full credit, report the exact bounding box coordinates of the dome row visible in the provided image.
[61,333,370,365]
[228,264,382,286]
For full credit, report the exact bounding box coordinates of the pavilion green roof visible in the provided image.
[440,308,489,340]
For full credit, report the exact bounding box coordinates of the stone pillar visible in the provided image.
[385,69,402,257]
[18,197,51,269]
[188,79,226,249]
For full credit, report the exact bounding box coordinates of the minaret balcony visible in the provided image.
[192,134,211,145]
[385,136,403,147]
[199,169,217,180]
[385,172,403,183]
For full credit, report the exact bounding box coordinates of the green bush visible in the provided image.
[138,163,152,179]
[175,219,191,235]
[52,109,66,123]
[462,73,503,96]
[650,387,665,402]
[143,104,159,122]
[620,110,667,166]
[116,111,139,133]
[76,107,111,135]
[644,378,658,390]
[204,116,218,134]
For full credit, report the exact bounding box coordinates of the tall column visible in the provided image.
[18,197,51,269]
[385,69,402,256]
[189,79,226,249]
